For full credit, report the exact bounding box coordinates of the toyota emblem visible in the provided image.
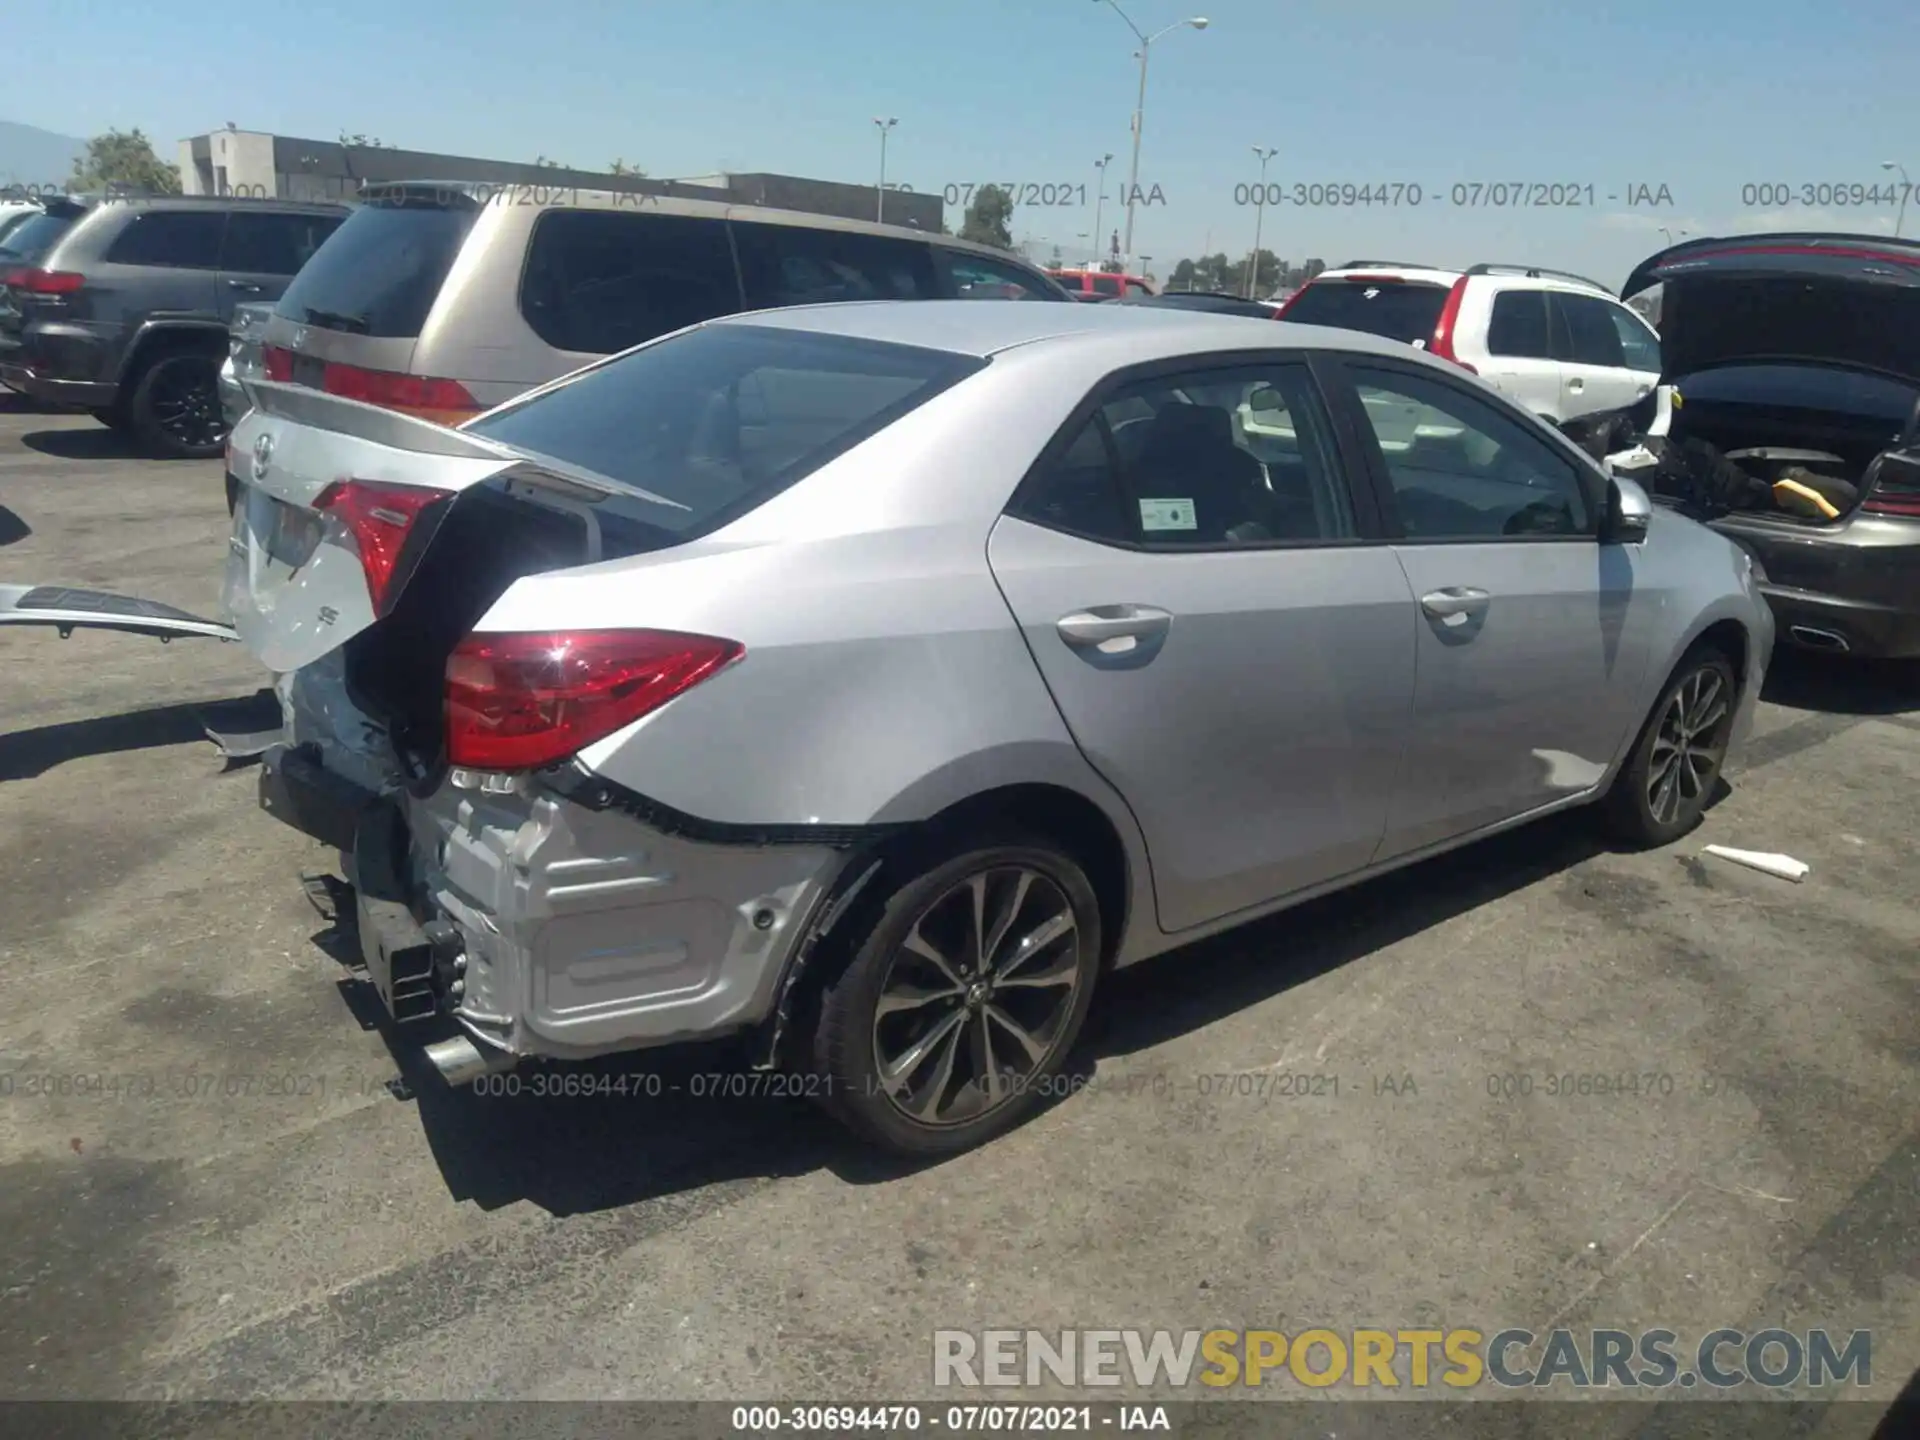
[250,433,274,482]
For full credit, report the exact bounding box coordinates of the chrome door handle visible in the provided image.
[1419,587,1490,625]
[1057,604,1173,648]
[227,280,265,292]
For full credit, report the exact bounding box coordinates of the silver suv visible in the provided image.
[256,183,1072,425]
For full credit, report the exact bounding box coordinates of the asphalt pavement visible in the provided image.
[2,397,1916,1432]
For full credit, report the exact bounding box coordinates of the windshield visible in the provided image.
[463,323,984,536]
[276,199,476,336]
[1281,280,1451,343]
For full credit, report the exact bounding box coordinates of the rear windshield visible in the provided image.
[1282,279,1450,344]
[0,210,79,264]
[276,199,475,337]
[463,323,985,538]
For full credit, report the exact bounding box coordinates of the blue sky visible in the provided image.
[10,0,1920,286]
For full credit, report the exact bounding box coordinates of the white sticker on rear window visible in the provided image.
[1139,497,1197,532]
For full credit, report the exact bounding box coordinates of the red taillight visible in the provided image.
[1272,285,1308,318]
[445,630,745,771]
[263,344,479,422]
[1862,489,1920,517]
[1861,454,1920,517]
[313,479,448,614]
[1427,276,1476,373]
[10,268,84,295]
[321,361,480,422]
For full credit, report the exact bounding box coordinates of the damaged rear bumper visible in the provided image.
[257,743,855,1078]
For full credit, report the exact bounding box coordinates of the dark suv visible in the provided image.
[0,194,347,457]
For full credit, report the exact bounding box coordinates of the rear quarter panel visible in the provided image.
[469,343,1163,948]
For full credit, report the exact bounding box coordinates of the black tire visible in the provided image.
[1601,647,1739,847]
[810,834,1103,1157]
[127,350,227,459]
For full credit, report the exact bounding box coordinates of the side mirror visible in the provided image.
[1602,475,1653,544]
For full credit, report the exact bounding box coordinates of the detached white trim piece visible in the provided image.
[1702,845,1811,882]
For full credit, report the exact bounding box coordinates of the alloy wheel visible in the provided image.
[149,360,226,451]
[870,866,1084,1128]
[1646,664,1732,825]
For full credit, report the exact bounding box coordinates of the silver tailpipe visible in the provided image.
[1788,625,1850,652]
[425,1035,517,1086]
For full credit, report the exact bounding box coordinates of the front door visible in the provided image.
[216,210,344,321]
[1329,359,1655,858]
[987,357,1417,934]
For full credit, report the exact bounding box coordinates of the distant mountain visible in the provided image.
[0,120,89,189]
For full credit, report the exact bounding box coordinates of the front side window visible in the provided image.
[1346,366,1595,539]
[1090,274,1122,296]
[1606,303,1663,372]
[519,209,742,356]
[943,251,1059,301]
[221,211,342,275]
[104,210,226,269]
[1012,363,1356,548]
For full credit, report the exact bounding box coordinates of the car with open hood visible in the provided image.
[1618,232,1920,658]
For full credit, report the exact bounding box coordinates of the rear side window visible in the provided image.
[1486,291,1551,358]
[520,210,742,355]
[462,324,984,538]
[1124,281,1152,298]
[1283,280,1450,344]
[1090,274,1121,296]
[1553,293,1628,367]
[221,211,342,275]
[104,210,226,269]
[733,222,938,307]
[277,199,477,337]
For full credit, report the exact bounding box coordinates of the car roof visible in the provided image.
[710,298,1429,365]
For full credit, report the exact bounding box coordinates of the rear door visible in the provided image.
[1549,290,1643,422]
[987,355,1418,933]
[217,209,343,318]
[1479,287,1563,419]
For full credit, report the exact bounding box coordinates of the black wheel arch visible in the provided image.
[116,320,229,391]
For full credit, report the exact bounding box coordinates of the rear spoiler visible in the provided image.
[1622,232,1920,299]
[239,379,691,511]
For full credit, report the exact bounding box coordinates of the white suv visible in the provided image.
[1277,261,1663,429]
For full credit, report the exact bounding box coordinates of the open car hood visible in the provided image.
[1622,233,1920,387]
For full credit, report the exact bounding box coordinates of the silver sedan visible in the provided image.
[218,301,1774,1156]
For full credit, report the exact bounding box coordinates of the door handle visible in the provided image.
[227,280,265,292]
[1419,587,1490,625]
[1057,604,1172,649]
[1567,377,1585,392]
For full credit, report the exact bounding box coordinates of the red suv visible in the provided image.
[1048,268,1156,301]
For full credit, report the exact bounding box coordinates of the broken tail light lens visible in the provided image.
[444,630,745,771]
[313,479,449,614]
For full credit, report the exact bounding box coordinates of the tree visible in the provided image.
[70,129,181,195]
[533,155,567,169]
[957,184,1014,250]
[338,133,393,148]
[609,159,648,178]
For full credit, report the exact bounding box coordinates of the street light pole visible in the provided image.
[1093,2,1208,267]
[1884,160,1911,238]
[1090,153,1113,268]
[1246,145,1277,298]
[873,117,897,223]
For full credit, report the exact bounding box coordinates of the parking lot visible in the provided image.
[2,393,1917,1420]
